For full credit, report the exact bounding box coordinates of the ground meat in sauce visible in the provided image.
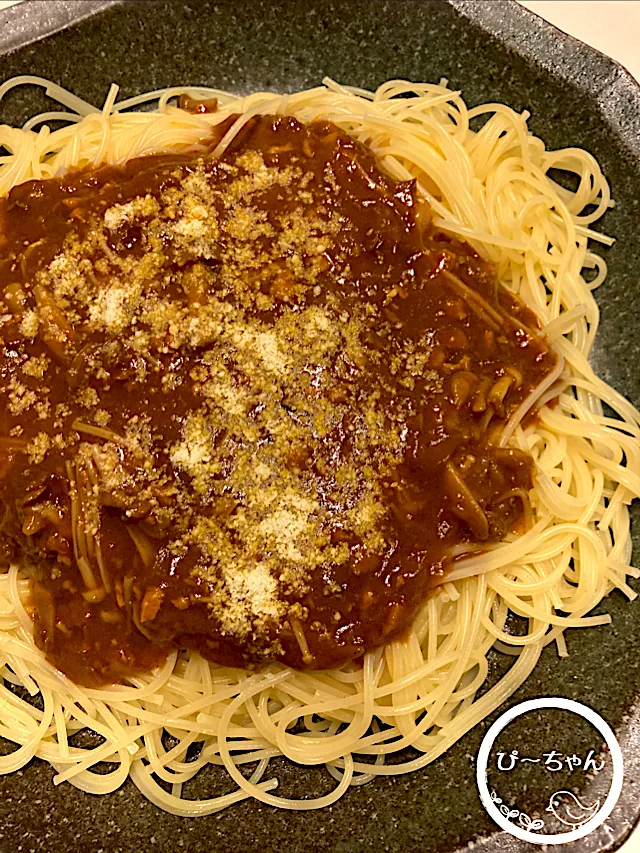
[0,114,556,687]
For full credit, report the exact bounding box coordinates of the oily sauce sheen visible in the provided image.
[0,114,556,687]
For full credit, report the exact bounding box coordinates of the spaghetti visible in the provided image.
[0,76,637,816]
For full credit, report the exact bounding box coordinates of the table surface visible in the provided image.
[0,0,638,850]
[519,0,640,83]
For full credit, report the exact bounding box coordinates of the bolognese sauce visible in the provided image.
[0,114,556,687]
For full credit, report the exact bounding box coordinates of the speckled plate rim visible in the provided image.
[0,2,638,852]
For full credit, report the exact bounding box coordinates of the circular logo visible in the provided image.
[476,698,623,845]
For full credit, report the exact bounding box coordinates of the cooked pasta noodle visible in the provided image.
[0,76,637,815]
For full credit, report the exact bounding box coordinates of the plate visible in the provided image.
[0,2,638,851]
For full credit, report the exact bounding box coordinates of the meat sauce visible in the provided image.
[0,114,556,686]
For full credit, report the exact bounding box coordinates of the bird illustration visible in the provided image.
[545,790,601,828]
